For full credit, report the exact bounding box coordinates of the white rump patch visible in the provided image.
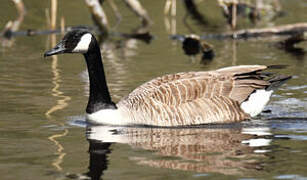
[73,33,92,53]
[240,89,273,117]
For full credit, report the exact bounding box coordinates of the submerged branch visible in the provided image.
[201,23,307,39]
[0,25,153,45]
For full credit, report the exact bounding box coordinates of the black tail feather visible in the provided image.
[267,65,289,69]
[266,75,292,91]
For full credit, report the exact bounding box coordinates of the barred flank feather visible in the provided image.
[116,65,290,126]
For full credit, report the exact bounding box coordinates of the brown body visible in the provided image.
[116,65,280,126]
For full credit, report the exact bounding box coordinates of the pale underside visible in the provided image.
[116,65,270,126]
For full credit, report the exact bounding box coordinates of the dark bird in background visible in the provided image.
[182,34,202,55]
[171,34,215,61]
[201,41,215,62]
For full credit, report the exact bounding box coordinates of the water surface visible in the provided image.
[0,1,306,180]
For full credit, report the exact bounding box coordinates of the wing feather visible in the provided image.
[117,65,283,126]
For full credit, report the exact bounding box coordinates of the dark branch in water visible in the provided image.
[274,33,306,59]
[1,26,95,38]
[199,23,307,40]
[0,25,153,45]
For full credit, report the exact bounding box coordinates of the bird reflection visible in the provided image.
[86,125,272,178]
[86,140,112,180]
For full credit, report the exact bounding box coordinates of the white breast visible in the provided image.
[86,109,130,125]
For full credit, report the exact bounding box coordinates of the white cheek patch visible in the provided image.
[73,33,92,53]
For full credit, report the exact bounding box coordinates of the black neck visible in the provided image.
[84,38,116,113]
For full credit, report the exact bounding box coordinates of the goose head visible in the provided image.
[44,30,94,57]
[44,29,116,114]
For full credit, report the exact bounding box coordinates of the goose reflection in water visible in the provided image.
[86,140,112,180]
[85,124,272,179]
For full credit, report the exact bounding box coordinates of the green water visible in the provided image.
[0,1,306,180]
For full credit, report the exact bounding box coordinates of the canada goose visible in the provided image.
[44,29,291,127]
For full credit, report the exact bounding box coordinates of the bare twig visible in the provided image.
[60,16,65,34]
[1,0,26,46]
[231,0,237,29]
[85,0,109,35]
[45,8,51,28]
[2,0,26,34]
[51,0,57,30]
[171,0,176,17]
[108,0,121,21]
[164,0,172,15]
[165,0,176,17]
[124,0,153,26]
[183,0,208,27]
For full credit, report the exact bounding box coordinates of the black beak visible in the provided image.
[44,41,66,57]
